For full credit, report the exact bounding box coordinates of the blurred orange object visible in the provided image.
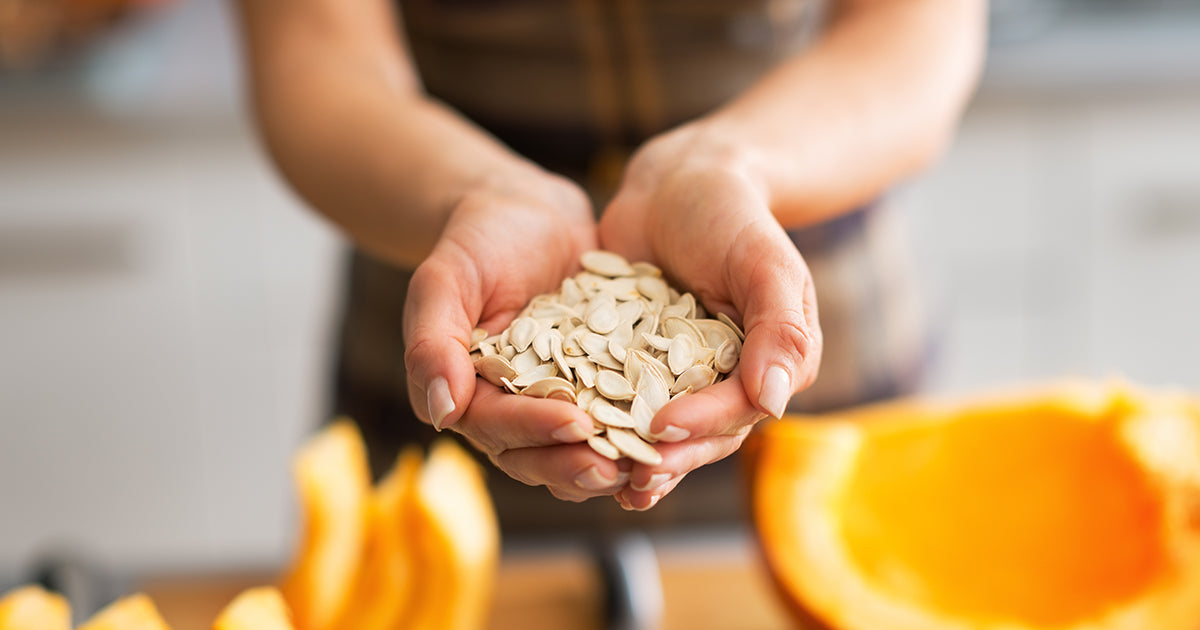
[750,381,1200,630]
[78,593,171,630]
[0,585,71,630]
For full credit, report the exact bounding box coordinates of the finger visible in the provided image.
[618,432,749,510]
[453,382,596,454]
[615,474,686,512]
[730,227,823,419]
[648,375,765,443]
[403,244,482,431]
[493,443,633,502]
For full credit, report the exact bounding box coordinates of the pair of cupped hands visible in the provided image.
[402,126,822,511]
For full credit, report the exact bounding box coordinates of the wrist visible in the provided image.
[629,121,773,204]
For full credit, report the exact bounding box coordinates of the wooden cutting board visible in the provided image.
[139,534,793,630]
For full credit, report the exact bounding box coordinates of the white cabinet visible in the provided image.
[0,112,342,571]
[904,91,1200,395]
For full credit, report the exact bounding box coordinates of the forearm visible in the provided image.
[237,0,551,269]
[696,0,987,227]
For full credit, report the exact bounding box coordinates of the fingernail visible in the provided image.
[427,376,455,431]
[759,365,791,418]
[613,471,630,487]
[633,493,663,512]
[632,472,671,492]
[551,422,591,443]
[654,424,690,442]
[574,466,619,491]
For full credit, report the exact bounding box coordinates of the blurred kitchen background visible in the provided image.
[2,0,1199,586]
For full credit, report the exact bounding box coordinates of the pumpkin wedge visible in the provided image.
[213,587,293,630]
[332,447,422,630]
[280,421,371,630]
[78,594,171,630]
[0,585,70,630]
[751,381,1200,630]
[405,439,500,630]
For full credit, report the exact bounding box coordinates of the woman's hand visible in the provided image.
[599,125,823,510]
[403,168,632,501]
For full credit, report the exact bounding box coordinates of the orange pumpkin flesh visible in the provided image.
[752,382,1200,630]
[0,585,71,630]
[331,447,422,630]
[405,438,500,630]
[280,420,371,630]
[213,587,294,630]
[77,594,171,630]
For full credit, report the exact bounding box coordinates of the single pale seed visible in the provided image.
[608,339,628,364]
[672,364,716,395]
[577,386,599,410]
[631,261,662,277]
[667,335,697,376]
[511,363,558,388]
[551,332,573,381]
[590,399,637,429]
[717,312,745,341]
[500,376,522,395]
[662,317,704,345]
[606,428,663,465]
[631,395,655,442]
[586,294,620,334]
[636,276,670,305]
[588,351,625,371]
[475,355,518,387]
[595,370,637,401]
[532,330,554,362]
[715,339,740,373]
[511,348,541,375]
[642,332,673,352]
[560,277,585,307]
[470,327,489,347]
[581,250,636,277]
[637,365,671,413]
[573,358,599,388]
[510,316,539,352]
[588,434,622,460]
[523,377,576,401]
[616,299,644,325]
[580,331,611,357]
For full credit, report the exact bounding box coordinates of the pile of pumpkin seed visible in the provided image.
[470,250,744,466]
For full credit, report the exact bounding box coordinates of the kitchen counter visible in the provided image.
[138,531,794,630]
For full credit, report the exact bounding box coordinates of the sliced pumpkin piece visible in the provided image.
[212,587,294,630]
[0,585,70,630]
[751,381,1200,630]
[280,420,371,630]
[406,438,500,630]
[77,594,170,630]
[332,447,422,630]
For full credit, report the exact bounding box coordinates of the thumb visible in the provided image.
[402,251,481,431]
[734,240,823,419]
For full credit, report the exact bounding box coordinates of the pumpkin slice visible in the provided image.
[751,381,1200,630]
[405,438,500,630]
[0,585,70,630]
[77,594,170,630]
[332,447,423,630]
[280,421,371,630]
[213,587,293,630]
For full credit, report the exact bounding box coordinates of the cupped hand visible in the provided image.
[403,168,630,501]
[599,124,823,510]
